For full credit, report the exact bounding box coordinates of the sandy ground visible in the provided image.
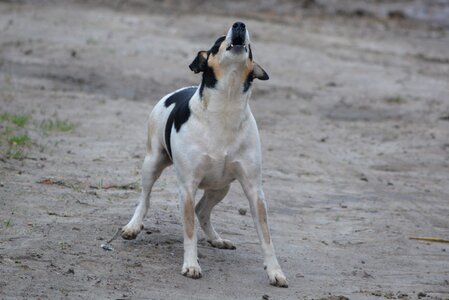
[1,1,449,299]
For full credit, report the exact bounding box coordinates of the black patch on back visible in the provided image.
[164,87,197,159]
[243,71,254,93]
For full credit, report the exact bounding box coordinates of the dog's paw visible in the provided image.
[267,268,288,288]
[121,223,144,240]
[181,262,202,279]
[207,238,236,250]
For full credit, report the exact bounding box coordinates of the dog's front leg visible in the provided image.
[237,164,288,287]
[178,186,202,279]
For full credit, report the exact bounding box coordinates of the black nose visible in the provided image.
[232,22,246,31]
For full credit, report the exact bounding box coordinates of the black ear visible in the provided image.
[189,51,208,73]
[253,62,269,80]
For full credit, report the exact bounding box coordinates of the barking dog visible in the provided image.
[121,22,288,287]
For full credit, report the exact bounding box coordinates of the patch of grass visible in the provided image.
[385,96,406,104]
[11,115,30,127]
[6,134,31,159]
[8,134,31,146]
[0,113,35,160]
[40,118,76,133]
[0,113,30,127]
[0,127,31,160]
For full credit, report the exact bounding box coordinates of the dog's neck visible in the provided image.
[199,65,251,114]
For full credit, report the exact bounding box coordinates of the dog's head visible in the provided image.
[189,22,268,97]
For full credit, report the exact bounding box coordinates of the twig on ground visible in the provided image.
[409,237,449,243]
[37,177,139,191]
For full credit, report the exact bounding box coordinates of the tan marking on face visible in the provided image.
[240,60,254,85]
[207,54,223,80]
[206,40,230,80]
[184,198,194,239]
[257,198,271,244]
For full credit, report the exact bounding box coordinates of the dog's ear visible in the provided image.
[253,63,269,80]
[189,51,208,73]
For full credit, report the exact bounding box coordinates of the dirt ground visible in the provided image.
[1,1,449,299]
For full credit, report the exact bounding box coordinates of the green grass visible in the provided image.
[11,115,30,127]
[3,133,31,159]
[0,118,32,160]
[0,113,76,160]
[0,113,30,127]
[40,118,76,132]
[8,134,31,146]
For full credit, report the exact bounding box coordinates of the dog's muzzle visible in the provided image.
[226,22,247,52]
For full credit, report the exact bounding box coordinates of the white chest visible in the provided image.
[197,152,239,189]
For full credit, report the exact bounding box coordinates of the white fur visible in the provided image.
[121,24,288,287]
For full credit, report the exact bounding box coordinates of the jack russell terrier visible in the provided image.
[121,21,288,287]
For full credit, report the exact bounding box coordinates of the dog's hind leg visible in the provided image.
[121,150,170,240]
[195,186,236,250]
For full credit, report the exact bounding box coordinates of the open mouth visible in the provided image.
[232,36,244,46]
[226,36,247,52]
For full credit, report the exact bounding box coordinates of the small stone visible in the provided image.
[100,243,113,251]
[262,295,270,300]
[417,292,426,298]
[66,268,75,275]
[238,208,247,215]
